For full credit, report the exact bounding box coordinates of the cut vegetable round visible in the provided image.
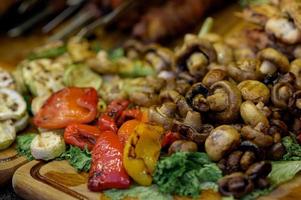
[0,68,16,90]
[30,131,66,161]
[0,120,16,150]
[0,88,26,120]
[63,64,102,90]
[22,59,66,96]
[13,113,29,132]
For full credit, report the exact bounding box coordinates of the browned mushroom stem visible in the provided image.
[205,125,241,161]
[202,69,227,88]
[241,125,274,148]
[185,82,209,112]
[257,48,290,74]
[238,80,270,104]
[218,172,254,198]
[175,34,217,78]
[246,161,272,181]
[168,140,198,155]
[144,44,175,72]
[207,81,242,123]
[227,59,263,82]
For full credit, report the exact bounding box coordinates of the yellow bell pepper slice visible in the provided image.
[123,122,163,186]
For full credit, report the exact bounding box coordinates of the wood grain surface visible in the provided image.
[0,144,28,186]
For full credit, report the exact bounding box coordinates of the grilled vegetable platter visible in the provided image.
[1,1,301,199]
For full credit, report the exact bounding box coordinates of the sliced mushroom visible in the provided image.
[218,172,254,198]
[238,80,270,104]
[207,81,242,123]
[240,101,269,128]
[202,69,227,87]
[257,48,290,74]
[175,34,217,77]
[205,125,241,161]
[227,59,262,82]
[290,59,301,89]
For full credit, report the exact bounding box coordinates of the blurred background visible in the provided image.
[0,0,238,69]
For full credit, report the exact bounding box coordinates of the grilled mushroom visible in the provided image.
[207,81,242,123]
[202,69,227,87]
[144,44,175,72]
[185,82,209,112]
[218,172,254,198]
[205,125,241,161]
[257,48,290,75]
[241,125,274,148]
[238,80,270,104]
[240,101,269,128]
[227,59,262,82]
[271,82,294,108]
[175,34,217,77]
[168,140,198,155]
[290,59,301,89]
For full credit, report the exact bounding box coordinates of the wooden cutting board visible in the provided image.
[12,160,222,200]
[12,159,301,200]
[0,144,27,186]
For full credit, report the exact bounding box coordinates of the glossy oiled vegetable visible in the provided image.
[33,87,98,129]
[88,131,130,191]
[123,122,163,186]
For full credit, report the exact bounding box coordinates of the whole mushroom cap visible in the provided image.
[238,80,270,104]
[205,125,241,161]
[208,81,242,123]
[257,48,290,73]
[175,34,217,72]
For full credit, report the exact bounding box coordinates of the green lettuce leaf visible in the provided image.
[104,185,172,200]
[268,161,301,186]
[282,136,301,161]
[153,152,222,197]
[16,133,37,160]
[59,145,91,172]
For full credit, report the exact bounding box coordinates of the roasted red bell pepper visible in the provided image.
[161,131,181,148]
[88,131,130,191]
[64,124,102,151]
[116,109,142,127]
[98,100,129,132]
[33,87,98,129]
